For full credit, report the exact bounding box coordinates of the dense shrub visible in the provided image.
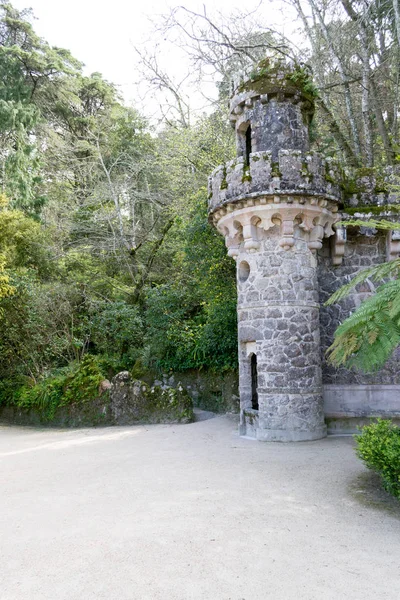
[356,419,400,499]
[145,283,237,372]
[91,301,144,367]
[0,356,106,421]
[0,274,92,380]
[144,197,237,373]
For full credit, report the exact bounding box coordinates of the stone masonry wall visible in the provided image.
[234,98,309,161]
[208,150,341,213]
[237,227,326,440]
[318,229,400,385]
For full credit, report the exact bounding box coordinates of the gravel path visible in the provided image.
[1,416,399,600]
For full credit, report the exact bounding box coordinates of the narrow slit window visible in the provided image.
[245,125,252,166]
[251,353,258,410]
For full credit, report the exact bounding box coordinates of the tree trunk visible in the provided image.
[131,218,175,304]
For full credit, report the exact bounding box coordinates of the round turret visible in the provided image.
[207,59,345,443]
[229,59,317,162]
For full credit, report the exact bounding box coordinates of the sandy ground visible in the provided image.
[1,416,399,600]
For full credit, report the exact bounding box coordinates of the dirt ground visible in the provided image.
[1,416,399,600]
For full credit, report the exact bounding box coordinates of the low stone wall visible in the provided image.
[0,374,194,428]
[110,372,193,425]
[324,384,400,433]
[159,370,239,414]
[0,397,111,428]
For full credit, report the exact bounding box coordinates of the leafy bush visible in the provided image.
[144,196,237,373]
[356,419,400,499]
[0,274,93,381]
[91,301,144,367]
[3,356,107,421]
[145,283,237,372]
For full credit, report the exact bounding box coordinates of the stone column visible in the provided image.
[237,229,325,441]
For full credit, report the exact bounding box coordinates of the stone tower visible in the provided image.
[208,61,343,441]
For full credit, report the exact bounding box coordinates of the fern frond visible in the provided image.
[327,280,400,371]
[325,259,400,305]
[340,219,400,231]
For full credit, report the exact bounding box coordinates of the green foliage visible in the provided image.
[326,218,400,371]
[0,253,15,307]
[0,197,52,276]
[327,279,400,371]
[0,3,239,421]
[240,59,319,101]
[12,373,66,421]
[91,301,144,367]
[0,274,91,380]
[61,355,106,406]
[326,257,400,307]
[2,356,106,421]
[0,2,80,214]
[144,191,237,373]
[356,419,400,499]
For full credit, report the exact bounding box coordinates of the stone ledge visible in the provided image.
[324,384,400,417]
[324,384,400,434]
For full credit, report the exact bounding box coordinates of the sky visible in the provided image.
[11,0,295,118]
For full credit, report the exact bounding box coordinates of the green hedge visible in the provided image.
[355,419,400,499]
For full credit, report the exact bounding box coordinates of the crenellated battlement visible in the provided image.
[208,150,342,214]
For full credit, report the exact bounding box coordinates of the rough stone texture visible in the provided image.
[0,397,111,428]
[208,150,341,213]
[208,60,400,439]
[0,375,194,428]
[229,62,314,161]
[318,229,400,385]
[160,370,239,414]
[110,372,194,425]
[236,229,326,441]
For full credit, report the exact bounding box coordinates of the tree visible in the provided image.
[0,1,80,214]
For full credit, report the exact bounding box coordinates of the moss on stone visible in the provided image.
[220,165,228,190]
[344,204,400,216]
[241,164,252,184]
[143,383,194,423]
[271,162,282,178]
[237,59,318,103]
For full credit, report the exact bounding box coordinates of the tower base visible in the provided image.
[240,408,327,442]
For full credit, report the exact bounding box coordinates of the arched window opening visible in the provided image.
[245,125,252,167]
[251,353,258,410]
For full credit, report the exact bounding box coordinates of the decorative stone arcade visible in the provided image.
[208,62,343,441]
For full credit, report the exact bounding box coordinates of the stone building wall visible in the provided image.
[319,229,400,386]
[318,229,400,431]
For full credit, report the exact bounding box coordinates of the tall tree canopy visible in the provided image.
[1,0,400,413]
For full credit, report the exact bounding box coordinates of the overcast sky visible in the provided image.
[11,0,293,118]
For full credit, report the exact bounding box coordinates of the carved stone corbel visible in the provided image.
[331,225,347,266]
[279,218,295,249]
